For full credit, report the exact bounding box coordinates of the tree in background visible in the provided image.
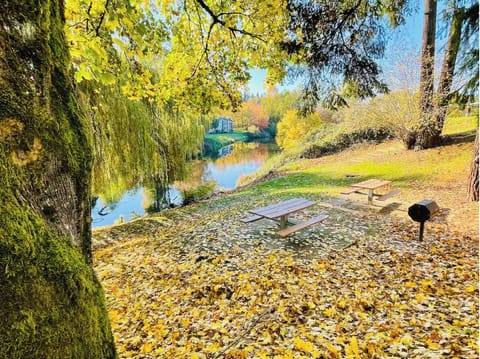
[415,0,438,149]
[433,5,464,138]
[262,88,301,136]
[247,100,269,131]
[276,110,322,149]
[467,130,479,201]
[226,98,269,132]
[414,0,478,200]
[415,0,478,149]
[282,0,410,111]
[0,1,116,357]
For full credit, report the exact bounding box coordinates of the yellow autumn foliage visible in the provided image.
[276,110,322,149]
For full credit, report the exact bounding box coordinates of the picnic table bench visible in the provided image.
[241,198,328,237]
[341,178,400,205]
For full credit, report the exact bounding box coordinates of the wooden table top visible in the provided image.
[249,198,316,219]
[351,178,391,190]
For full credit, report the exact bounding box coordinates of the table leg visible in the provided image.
[279,215,288,229]
[368,189,374,205]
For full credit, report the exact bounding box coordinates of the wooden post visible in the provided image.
[368,189,374,205]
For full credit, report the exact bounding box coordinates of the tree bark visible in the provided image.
[416,0,438,149]
[434,7,463,134]
[467,129,479,201]
[0,1,116,357]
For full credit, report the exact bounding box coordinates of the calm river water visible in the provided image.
[91,142,278,227]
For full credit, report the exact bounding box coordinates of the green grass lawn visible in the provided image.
[443,115,478,135]
[205,132,249,145]
[243,140,471,198]
[242,115,477,195]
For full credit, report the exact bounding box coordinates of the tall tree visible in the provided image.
[459,2,479,201]
[410,0,478,201]
[415,0,478,149]
[0,1,116,357]
[415,0,438,149]
[454,2,479,100]
[433,5,464,139]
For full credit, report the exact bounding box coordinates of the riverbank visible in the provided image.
[94,136,478,246]
[203,131,272,156]
[93,134,478,358]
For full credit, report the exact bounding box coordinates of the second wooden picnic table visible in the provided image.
[343,178,392,205]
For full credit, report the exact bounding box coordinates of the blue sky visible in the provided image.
[247,4,431,95]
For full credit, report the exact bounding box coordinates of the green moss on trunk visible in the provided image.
[0,0,116,357]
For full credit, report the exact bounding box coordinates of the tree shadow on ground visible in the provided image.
[442,130,477,146]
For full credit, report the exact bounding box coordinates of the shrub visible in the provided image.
[179,181,216,205]
[277,110,322,149]
[301,127,393,158]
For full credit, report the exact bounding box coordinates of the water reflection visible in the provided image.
[92,142,277,227]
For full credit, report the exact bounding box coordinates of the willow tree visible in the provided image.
[66,0,289,201]
[0,1,116,358]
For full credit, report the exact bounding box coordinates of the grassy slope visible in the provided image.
[443,115,478,134]
[233,116,478,235]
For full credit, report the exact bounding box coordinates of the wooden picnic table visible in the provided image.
[342,178,396,205]
[242,198,328,237]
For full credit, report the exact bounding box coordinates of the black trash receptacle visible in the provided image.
[408,200,439,241]
[408,199,439,222]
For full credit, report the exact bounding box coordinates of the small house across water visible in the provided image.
[209,117,233,133]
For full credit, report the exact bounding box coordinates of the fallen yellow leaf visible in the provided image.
[327,343,340,358]
[426,339,441,350]
[140,342,153,354]
[294,337,315,353]
[344,336,361,359]
[466,285,476,293]
[323,307,337,317]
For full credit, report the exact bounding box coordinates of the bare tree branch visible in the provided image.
[213,307,276,358]
[193,0,265,41]
[94,0,110,36]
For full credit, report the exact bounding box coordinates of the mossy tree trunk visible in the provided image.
[0,1,116,358]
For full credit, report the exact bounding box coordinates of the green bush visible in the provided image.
[301,128,393,158]
[181,181,216,205]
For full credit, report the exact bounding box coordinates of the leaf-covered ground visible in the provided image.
[94,137,478,358]
[94,194,478,358]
